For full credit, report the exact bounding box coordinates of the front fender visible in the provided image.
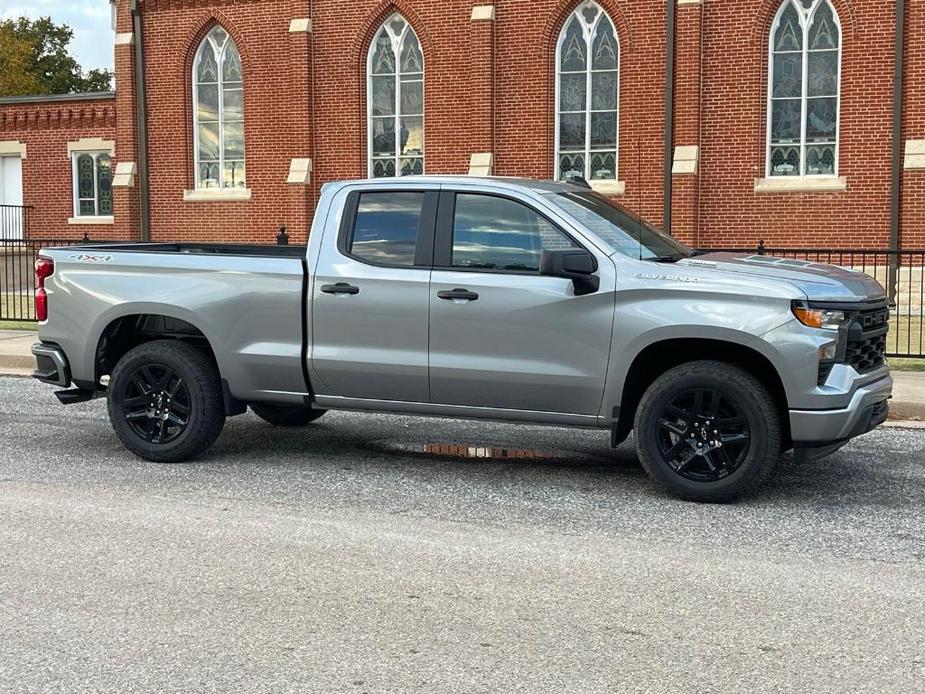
[601,290,797,420]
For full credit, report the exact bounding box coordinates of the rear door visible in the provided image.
[309,185,438,402]
[428,188,616,415]
[0,156,23,239]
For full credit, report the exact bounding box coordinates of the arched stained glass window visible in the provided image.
[555,1,619,184]
[368,14,424,178]
[193,26,246,189]
[767,0,841,177]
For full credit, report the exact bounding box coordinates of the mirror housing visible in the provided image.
[539,249,600,295]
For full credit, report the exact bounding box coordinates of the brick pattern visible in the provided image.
[0,0,922,250]
[0,97,119,241]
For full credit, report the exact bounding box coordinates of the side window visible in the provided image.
[349,191,425,267]
[451,194,578,271]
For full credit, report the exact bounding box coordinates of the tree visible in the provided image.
[0,23,44,96]
[0,16,113,97]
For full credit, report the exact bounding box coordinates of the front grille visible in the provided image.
[845,304,889,373]
[845,333,887,372]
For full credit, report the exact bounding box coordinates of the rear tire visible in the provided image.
[250,403,327,427]
[107,340,225,462]
[633,360,782,502]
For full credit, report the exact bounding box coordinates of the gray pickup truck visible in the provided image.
[31,176,892,501]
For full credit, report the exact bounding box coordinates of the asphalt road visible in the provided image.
[1,376,923,693]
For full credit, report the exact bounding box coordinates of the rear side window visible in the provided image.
[349,192,425,266]
[451,194,578,272]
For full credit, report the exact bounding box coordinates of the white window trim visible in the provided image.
[71,151,114,219]
[366,14,425,178]
[554,0,622,186]
[765,0,842,179]
[183,188,252,202]
[68,216,114,225]
[192,27,246,191]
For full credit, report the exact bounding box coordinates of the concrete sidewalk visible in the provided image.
[1,329,923,419]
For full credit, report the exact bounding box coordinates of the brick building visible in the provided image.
[0,0,922,249]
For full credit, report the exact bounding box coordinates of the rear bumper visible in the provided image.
[31,343,71,387]
[789,372,892,445]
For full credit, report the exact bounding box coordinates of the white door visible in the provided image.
[0,156,24,239]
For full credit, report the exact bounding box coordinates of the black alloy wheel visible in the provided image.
[122,364,192,444]
[654,388,751,482]
[107,340,226,462]
[633,360,783,502]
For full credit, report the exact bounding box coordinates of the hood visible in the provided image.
[672,252,887,303]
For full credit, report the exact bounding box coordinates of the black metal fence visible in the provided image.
[1,239,87,322]
[0,204,31,241]
[702,243,925,359]
[2,236,924,359]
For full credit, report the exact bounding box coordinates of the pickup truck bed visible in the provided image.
[36,242,311,404]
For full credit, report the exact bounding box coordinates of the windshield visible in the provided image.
[546,191,694,261]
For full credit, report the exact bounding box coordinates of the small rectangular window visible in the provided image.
[451,194,578,272]
[72,152,114,217]
[349,191,425,266]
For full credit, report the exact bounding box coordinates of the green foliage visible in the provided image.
[0,16,113,97]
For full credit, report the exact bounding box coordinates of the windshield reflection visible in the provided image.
[547,191,693,261]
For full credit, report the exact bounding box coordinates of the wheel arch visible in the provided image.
[94,310,219,384]
[613,336,791,446]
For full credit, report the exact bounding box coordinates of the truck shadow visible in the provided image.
[204,413,922,509]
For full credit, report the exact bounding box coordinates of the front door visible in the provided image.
[310,186,437,403]
[428,190,615,415]
[0,156,23,239]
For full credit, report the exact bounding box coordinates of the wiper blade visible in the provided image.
[646,255,685,263]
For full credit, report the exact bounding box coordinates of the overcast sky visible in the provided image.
[0,0,114,72]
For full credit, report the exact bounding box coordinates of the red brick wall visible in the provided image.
[0,97,118,241]
[901,0,925,249]
[4,0,924,251]
[696,0,895,249]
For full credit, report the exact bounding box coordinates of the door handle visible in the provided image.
[321,282,360,296]
[437,288,479,302]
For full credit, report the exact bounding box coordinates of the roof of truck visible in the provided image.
[336,176,587,194]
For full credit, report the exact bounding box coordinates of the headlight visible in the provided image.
[792,302,849,330]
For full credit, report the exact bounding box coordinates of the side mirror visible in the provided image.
[539,249,600,295]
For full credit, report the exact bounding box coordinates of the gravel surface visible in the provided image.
[1,376,923,693]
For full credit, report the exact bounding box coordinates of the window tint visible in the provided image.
[350,192,424,266]
[451,194,578,271]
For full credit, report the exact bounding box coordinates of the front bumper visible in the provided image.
[31,343,71,387]
[789,372,892,444]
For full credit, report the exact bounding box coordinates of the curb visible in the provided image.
[0,354,35,370]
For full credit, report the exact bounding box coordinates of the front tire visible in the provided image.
[250,403,327,427]
[633,360,783,502]
[107,340,226,462]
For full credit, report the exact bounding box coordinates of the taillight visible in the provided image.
[35,257,54,322]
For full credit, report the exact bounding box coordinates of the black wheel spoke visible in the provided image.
[168,377,185,398]
[720,432,750,446]
[658,417,688,436]
[674,448,699,473]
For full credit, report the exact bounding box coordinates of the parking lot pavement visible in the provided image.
[1,376,923,693]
